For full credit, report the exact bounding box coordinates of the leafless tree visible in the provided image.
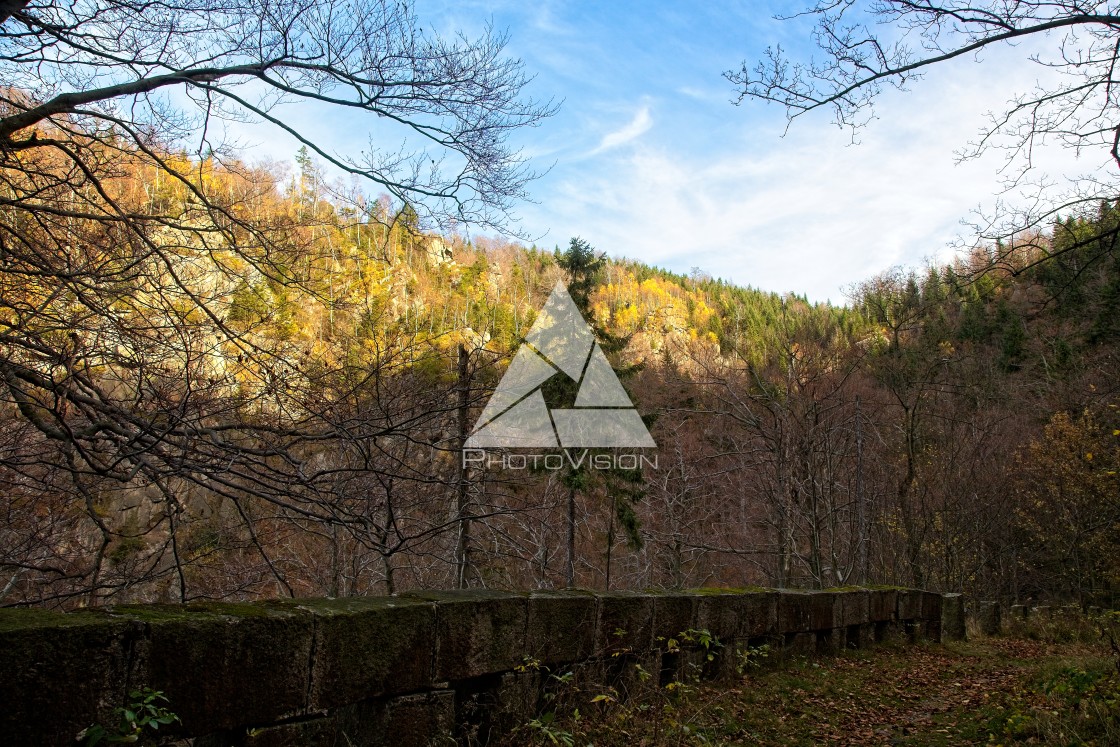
[1,0,551,229]
[727,1,1120,269]
[0,0,551,605]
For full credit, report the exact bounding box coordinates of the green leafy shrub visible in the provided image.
[79,687,180,746]
[735,642,771,674]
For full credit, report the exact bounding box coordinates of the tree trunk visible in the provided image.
[0,1,32,27]
[605,497,615,590]
[566,483,576,588]
[454,344,472,588]
[855,396,868,584]
[898,405,925,588]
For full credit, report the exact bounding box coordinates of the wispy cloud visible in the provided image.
[518,46,1108,304]
[231,1,1106,304]
[590,105,652,155]
[675,86,727,103]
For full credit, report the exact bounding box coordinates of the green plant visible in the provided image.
[79,687,180,746]
[663,627,722,680]
[736,642,771,674]
[987,658,1120,743]
[507,628,730,746]
[1041,665,1100,703]
[524,710,576,746]
[513,655,581,744]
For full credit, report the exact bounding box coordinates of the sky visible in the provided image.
[240,0,1109,304]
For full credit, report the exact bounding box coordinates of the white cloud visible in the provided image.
[675,86,730,104]
[519,46,1111,304]
[590,105,653,155]
[210,3,1111,306]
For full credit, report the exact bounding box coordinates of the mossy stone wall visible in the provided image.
[0,587,946,746]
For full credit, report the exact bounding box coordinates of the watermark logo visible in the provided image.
[465,281,655,449]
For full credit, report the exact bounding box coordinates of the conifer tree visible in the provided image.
[553,237,644,589]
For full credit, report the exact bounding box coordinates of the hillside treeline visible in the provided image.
[1,146,1116,607]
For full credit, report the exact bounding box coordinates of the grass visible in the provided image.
[503,613,1120,746]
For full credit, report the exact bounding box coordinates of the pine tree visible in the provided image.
[554,237,645,589]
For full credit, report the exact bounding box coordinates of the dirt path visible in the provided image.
[718,638,1110,746]
[821,640,1045,745]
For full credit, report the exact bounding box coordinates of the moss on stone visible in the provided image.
[305,595,438,709]
[3,587,939,744]
[0,606,110,632]
[691,585,770,595]
[526,591,598,665]
[0,609,134,745]
[405,590,529,680]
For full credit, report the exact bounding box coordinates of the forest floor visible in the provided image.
[676,636,1119,746]
[517,618,1120,746]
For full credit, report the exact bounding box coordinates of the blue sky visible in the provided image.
[242,1,1106,303]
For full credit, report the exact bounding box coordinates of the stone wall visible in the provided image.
[991,600,1108,632]
[0,587,947,746]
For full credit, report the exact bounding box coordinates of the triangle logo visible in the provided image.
[466,281,656,449]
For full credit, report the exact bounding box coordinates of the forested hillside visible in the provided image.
[1,139,1116,608]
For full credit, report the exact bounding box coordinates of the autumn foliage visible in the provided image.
[1,140,1118,608]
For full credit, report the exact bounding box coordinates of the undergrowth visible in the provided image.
[501,610,1120,746]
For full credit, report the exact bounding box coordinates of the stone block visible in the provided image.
[902,618,923,642]
[606,651,660,698]
[836,590,870,627]
[650,591,698,641]
[120,601,314,735]
[596,591,654,656]
[777,591,813,633]
[558,658,606,702]
[728,634,781,675]
[941,593,966,641]
[453,669,541,744]
[978,601,1001,636]
[806,591,842,631]
[244,716,337,747]
[742,591,780,637]
[335,690,455,747]
[846,623,874,649]
[669,645,707,682]
[921,591,942,621]
[492,670,543,734]
[695,590,778,641]
[407,590,528,681]
[873,620,900,643]
[896,590,923,621]
[781,631,815,657]
[868,589,898,622]
[0,586,948,744]
[0,608,138,746]
[280,596,436,711]
[923,619,942,642]
[816,628,843,655]
[526,591,597,666]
